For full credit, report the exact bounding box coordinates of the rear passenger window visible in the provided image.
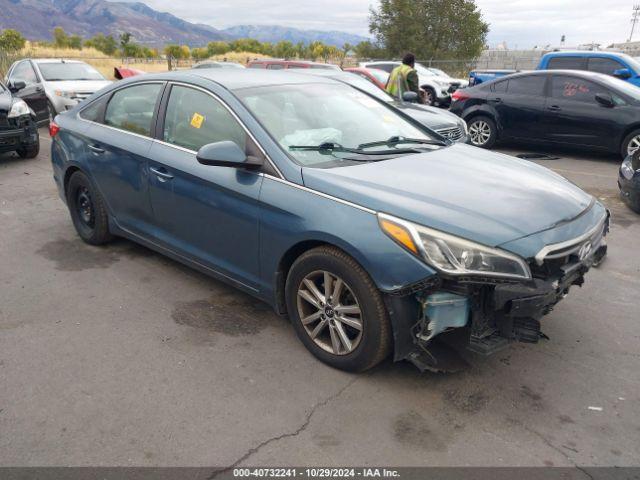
[506,76,546,96]
[587,57,624,75]
[267,64,285,70]
[491,80,508,93]
[162,85,247,152]
[104,83,162,136]
[547,57,586,70]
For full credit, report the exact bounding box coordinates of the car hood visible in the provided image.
[301,144,593,249]
[392,102,461,130]
[45,80,112,93]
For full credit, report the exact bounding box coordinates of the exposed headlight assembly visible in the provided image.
[379,213,532,280]
[8,99,33,118]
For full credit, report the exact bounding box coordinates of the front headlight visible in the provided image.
[458,119,468,135]
[55,90,76,98]
[378,213,532,280]
[8,99,32,118]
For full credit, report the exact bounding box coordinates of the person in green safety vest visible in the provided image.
[386,53,425,103]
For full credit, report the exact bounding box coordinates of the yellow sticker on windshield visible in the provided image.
[190,112,205,129]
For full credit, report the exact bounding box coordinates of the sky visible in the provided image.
[127,0,637,48]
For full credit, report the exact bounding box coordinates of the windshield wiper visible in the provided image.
[358,136,448,149]
[289,142,420,156]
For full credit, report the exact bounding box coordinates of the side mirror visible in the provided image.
[595,93,615,108]
[613,68,632,80]
[9,80,26,92]
[402,91,419,103]
[196,141,263,169]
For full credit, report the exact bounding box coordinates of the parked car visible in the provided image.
[450,69,640,158]
[0,80,39,158]
[343,67,389,90]
[619,152,640,213]
[247,60,339,70]
[193,61,245,69]
[427,67,469,89]
[50,70,608,372]
[538,51,640,87]
[467,69,518,87]
[360,61,454,105]
[297,68,468,143]
[4,59,112,122]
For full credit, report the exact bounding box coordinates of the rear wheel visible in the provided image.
[467,116,497,148]
[621,129,640,159]
[285,246,391,372]
[66,171,113,245]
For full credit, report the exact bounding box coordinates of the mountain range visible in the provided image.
[0,0,369,47]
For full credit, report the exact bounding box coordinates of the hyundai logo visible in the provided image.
[578,241,593,261]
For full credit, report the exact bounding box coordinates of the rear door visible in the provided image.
[146,83,265,289]
[491,74,547,140]
[7,60,48,122]
[543,74,620,149]
[83,82,164,236]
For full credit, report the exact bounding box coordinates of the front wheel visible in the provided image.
[467,116,497,148]
[285,246,391,372]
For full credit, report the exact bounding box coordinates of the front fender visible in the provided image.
[258,176,437,304]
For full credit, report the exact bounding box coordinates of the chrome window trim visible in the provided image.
[534,211,608,266]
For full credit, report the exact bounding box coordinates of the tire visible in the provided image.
[66,171,113,245]
[621,129,640,159]
[16,142,39,159]
[423,87,436,106]
[467,115,497,148]
[285,246,391,372]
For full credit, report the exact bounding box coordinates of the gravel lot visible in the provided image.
[0,132,638,467]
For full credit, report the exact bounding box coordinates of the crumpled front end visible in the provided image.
[386,210,609,373]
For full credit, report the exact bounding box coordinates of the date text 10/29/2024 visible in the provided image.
[233,468,401,478]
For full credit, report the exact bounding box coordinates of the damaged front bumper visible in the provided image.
[385,213,609,372]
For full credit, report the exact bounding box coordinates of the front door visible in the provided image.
[85,82,164,236]
[543,74,619,149]
[7,60,48,123]
[147,84,264,290]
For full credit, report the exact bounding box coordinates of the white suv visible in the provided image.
[360,61,455,105]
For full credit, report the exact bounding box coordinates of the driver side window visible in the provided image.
[10,61,38,86]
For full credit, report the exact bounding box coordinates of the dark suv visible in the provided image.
[0,80,39,159]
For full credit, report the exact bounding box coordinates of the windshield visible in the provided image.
[429,68,451,78]
[414,64,436,76]
[237,83,438,168]
[338,73,393,102]
[38,62,105,81]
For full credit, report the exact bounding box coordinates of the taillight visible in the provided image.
[49,121,60,138]
[451,90,470,102]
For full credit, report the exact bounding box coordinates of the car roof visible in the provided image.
[542,50,626,58]
[30,59,87,64]
[132,68,341,90]
[488,69,615,83]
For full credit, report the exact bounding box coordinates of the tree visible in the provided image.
[164,44,184,59]
[191,47,209,61]
[207,41,229,56]
[119,32,132,51]
[85,34,118,55]
[53,26,69,48]
[369,0,488,60]
[69,34,83,50]
[353,40,385,60]
[0,29,26,52]
[274,40,295,59]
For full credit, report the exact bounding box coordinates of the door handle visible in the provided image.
[489,97,502,103]
[88,145,105,154]
[548,105,561,112]
[35,86,43,92]
[149,166,174,181]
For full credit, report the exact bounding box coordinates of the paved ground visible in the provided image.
[0,132,638,467]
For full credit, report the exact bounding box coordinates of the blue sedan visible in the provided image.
[50,70,609,372]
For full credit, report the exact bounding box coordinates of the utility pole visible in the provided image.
[629,4,640,42]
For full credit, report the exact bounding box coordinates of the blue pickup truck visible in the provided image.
[468,51,640,87]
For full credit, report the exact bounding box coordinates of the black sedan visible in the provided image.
[0,80,39,159]
[450,70,640,158]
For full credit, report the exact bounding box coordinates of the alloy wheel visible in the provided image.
[469,120,492,146]
[76,186,95,228]
[627,135,640,156]
[296,270,363,355]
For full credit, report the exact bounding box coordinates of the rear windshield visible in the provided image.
[38,62,105,81]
